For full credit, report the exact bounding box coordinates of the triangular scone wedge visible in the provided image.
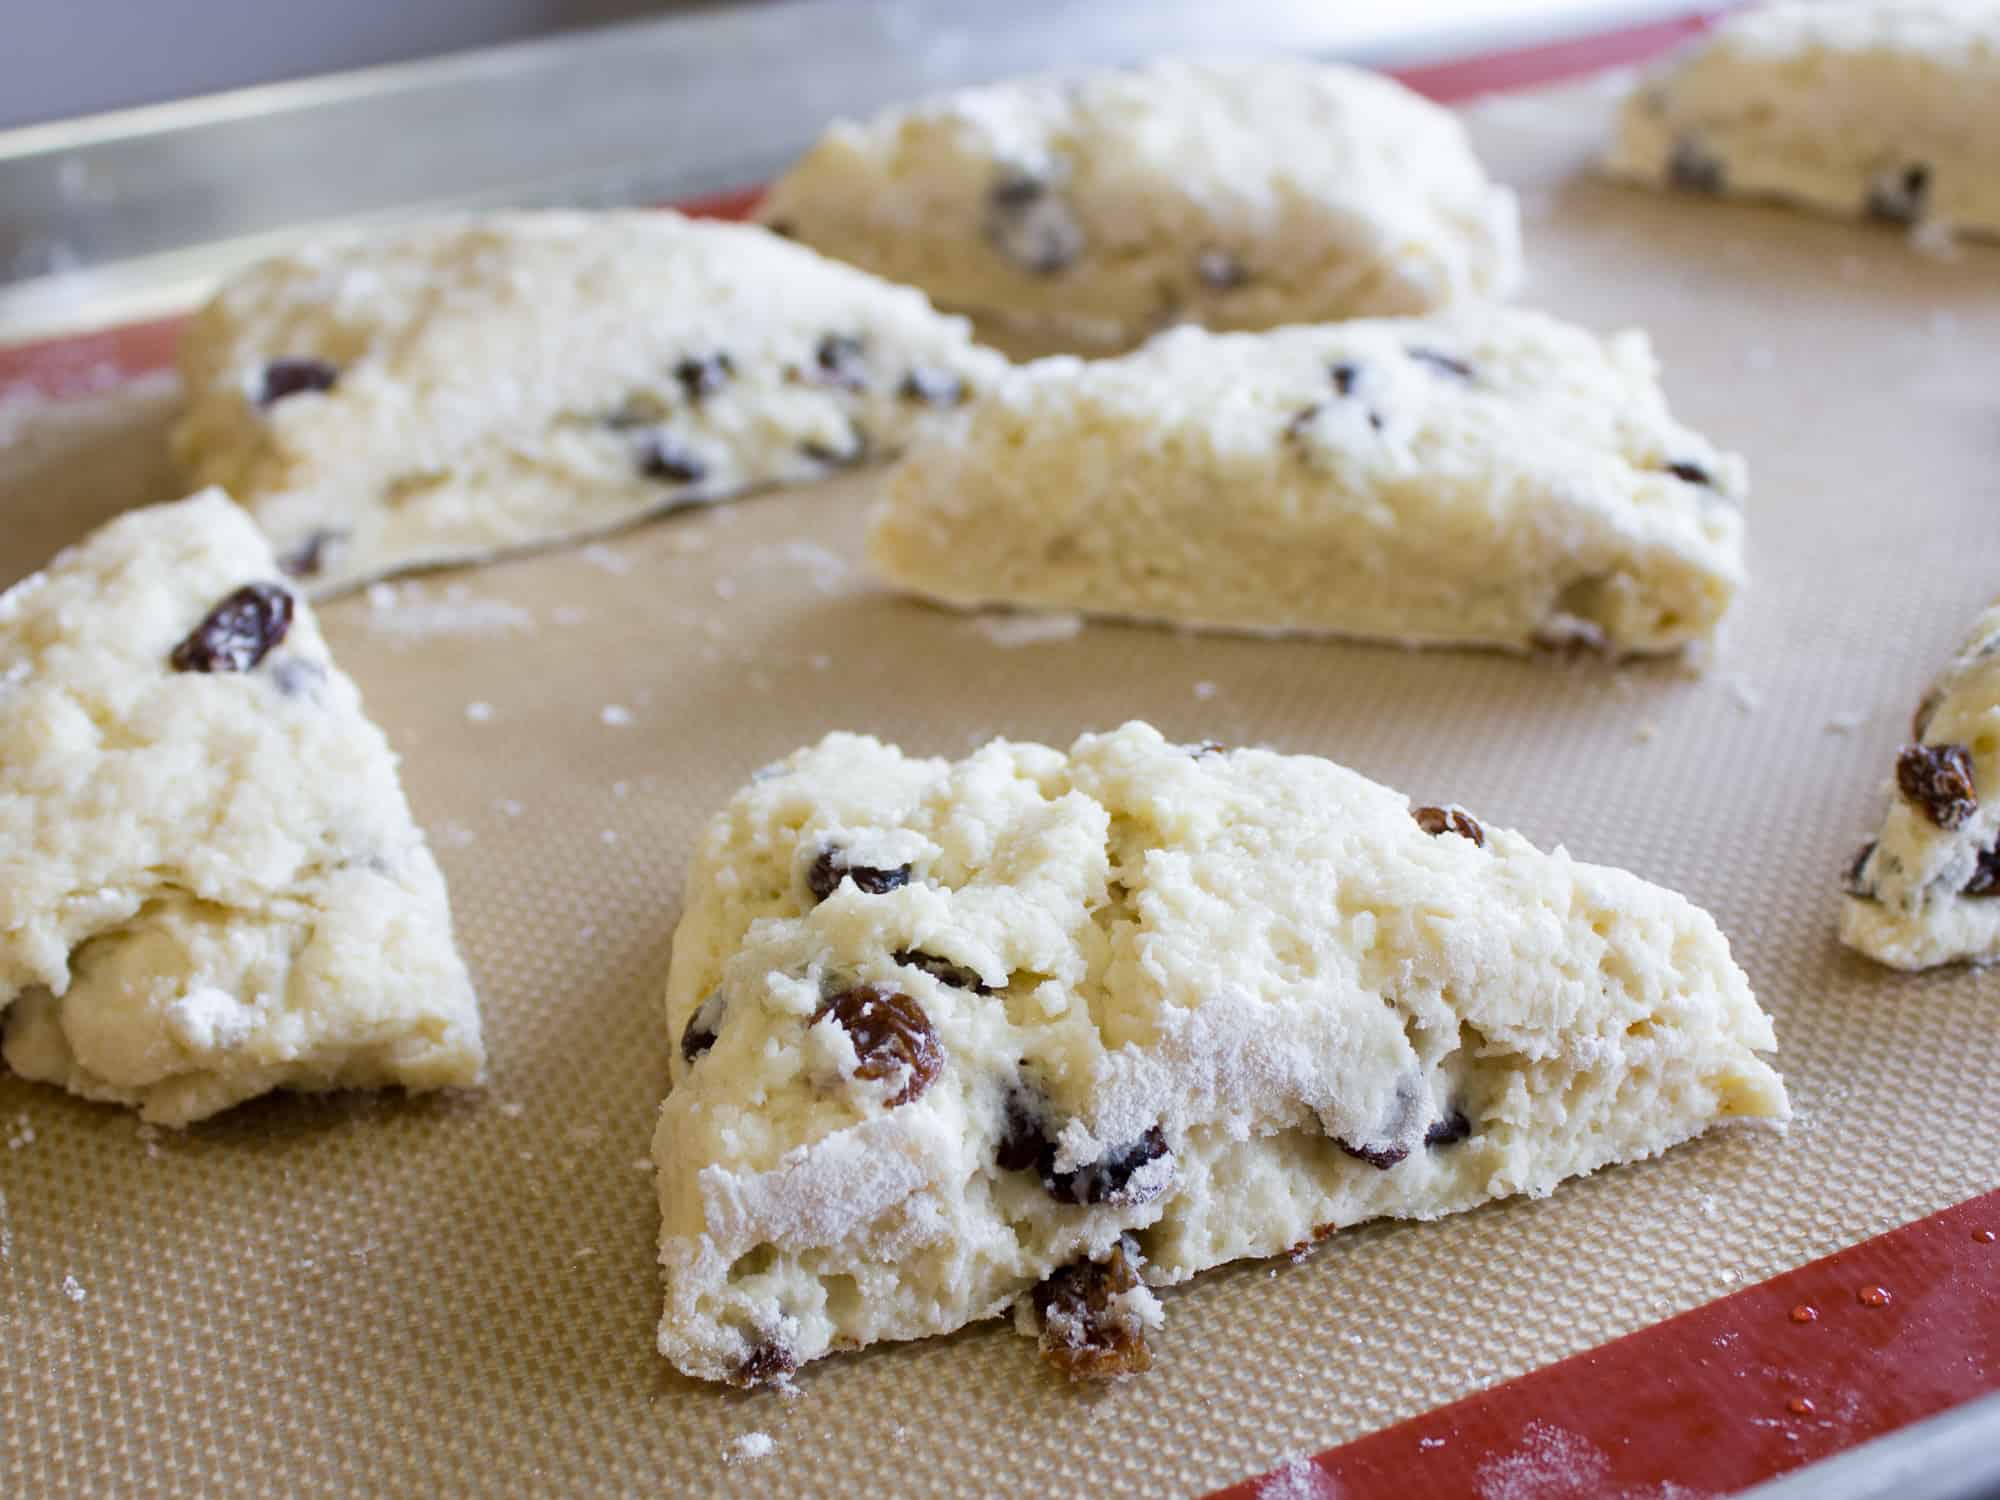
[0,491,484,1125]
[1843,597,2000,969]
[654,722,1786,1386]
[757,59,1520,349]
[1604,1,2000,239]
[867,308,1745,655]
[172,212,1010,594]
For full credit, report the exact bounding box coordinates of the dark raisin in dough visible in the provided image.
[1042,1124,1171,1206]
[1966,841,2000,898]
[680,993,726,1064]
[1668,138,1725,194]
[169,584,294,673]
[807,848,911,901]
[1865,163,1930,225]
[277,528,344,579]
[1406,347,1475,381]
[1896,743,1978,829]
[996,1082,1050,1172]
[1413,805,1484,847]
[674,352,734,401]
[1664,460,1713,487]
[893,949,991,994]
[1844,841,1878,900]
[813,334,870,392]
[1424,1109,1473,1147]
[985,170,1084,274]
[732,1340,797,1388]
[257,357,338,407]
[1033,1235,1153,1381]
[812,984,943,1107]
[1330,361,1361,397]
[1337,1137,1410,1170]
[639,437,707,483]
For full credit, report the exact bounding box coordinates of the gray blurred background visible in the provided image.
[2,0,706,129]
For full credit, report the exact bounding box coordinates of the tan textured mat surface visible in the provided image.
[3,79,1999,1498]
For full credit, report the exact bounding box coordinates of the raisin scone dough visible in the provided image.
[867,308,1745,655]
[756,59,1521,351]
[0,491,484,1124]
[1605,0,2000,239]
[654,722,1788,1386]
[173,212,1010,595]
[1843,597,2000,969]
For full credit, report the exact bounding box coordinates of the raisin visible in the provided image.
[674,352,733,401]
[1668,138,1725,194]
[812,984,943,1107]
[732,1340,797,1388]
[893,949,991,994]
[278,529,343,580]
[807,847,911,901]
[1044,1125,1172,1207]
[1195,249,1247,290]
[1033,1235,1153,1381]
[1413,805,1484,847]
[1407,347,1475,381]
[170,583,294,673]
[996,1082,1049,1172]
[898,367,966,407]
[1338,1138,1410,1170]
[1664,460,1713,487]
[1424,1109,1473,1148]
[638,437,707,483]
[1844,841,1878,900]
[1966,841,2000,898]
[1896,742,1978,829]
[1330,361,1361,397]
[257,357,338,407]
[812,333,869,392]
[1866,163,1930,225]
[766,218,797,238]
[986,170,1084,274]
[680,992,725,1064]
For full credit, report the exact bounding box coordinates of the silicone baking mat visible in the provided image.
[3,23,1998,1499]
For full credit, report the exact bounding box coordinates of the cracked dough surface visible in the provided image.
[1605,0,2000,238]
[758,59,1520,349]
[173,212,1009,595]
[0,490,484,1124]
[868,307,1745,655]
[653,722,1787,1385]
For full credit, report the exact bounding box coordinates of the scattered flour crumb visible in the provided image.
[1257,1455,1339,1500]
[465,701,494,724]
[600,830,619,846]
[7,1114,34,1151]
[1418,1436,1446,1451]
[1823,710,1866,735]
[631,1158,653,1172]
[1193,680,1218,701]
[363,584,534,647]
[1697,1193,1718,1218]
[1473,1422,1609,1500]
[1911,219,1961,260]
[723,1432,777,1465]
[1633,723,1659,744]
[498,1101,526,1120]
[580,543,633,575]
[972,611,1085,648]
[578,924,598,942]
[1721,674,1761,713]
[752,539,850,592]
[433,822,476,850]
[551,605,589,626]
[612,781,630,799]
[714,577,738,601]
[494,798,525,818]
[807,653,832,672]
[61,1275,86,1304]
[600,704,634,727]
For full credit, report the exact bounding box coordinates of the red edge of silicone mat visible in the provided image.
[1208,1195,2000,1500]
[14,9,1998,1495]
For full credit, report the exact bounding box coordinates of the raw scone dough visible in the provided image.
[0,490,485,1124]
[868,307,1745,655]
[757,59,1521,350]
[654,722,1787,1386]
[1843,596,2000,969]
[173,212,1010,595]
[1605,0,2000,239]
